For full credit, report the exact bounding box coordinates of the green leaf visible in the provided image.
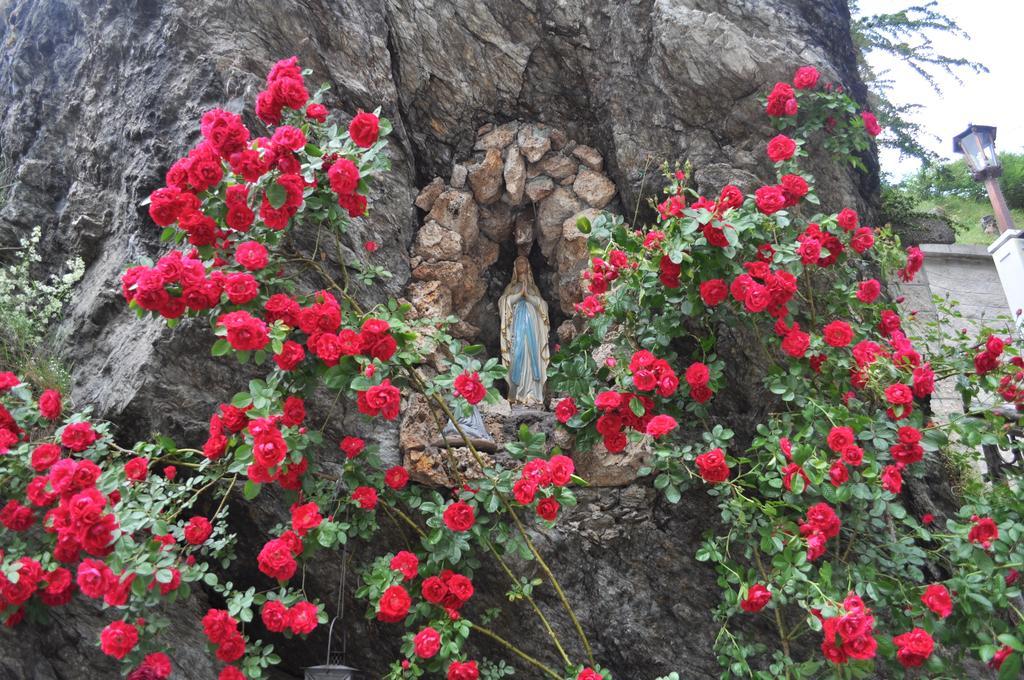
[998,652,1021,680]
[211,339,231,357]
[266,181,287,209]
[997,634,1024,652]
[243,480,262,500]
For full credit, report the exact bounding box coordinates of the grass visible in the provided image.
[916,196,1024,246]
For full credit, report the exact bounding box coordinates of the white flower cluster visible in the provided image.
[0,225,85,345]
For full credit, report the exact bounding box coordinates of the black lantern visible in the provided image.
[304,617,363,680]
[952,124,1001,180]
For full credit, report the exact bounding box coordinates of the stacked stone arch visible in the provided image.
[405,121,619,352]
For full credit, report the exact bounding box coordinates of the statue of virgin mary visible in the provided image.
[499,256,550,406]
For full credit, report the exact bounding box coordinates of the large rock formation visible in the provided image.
[0,1,878,677]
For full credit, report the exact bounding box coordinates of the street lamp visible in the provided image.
[952,124,1017,233]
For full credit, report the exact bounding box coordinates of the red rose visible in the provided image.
[513,478,537,505]
[184,516,213,545]
[856,279,880,303]
[76,559,112,599]
[968,516,999,548]
[61,422,98,452]
[646,414,677,438]
[793,65,819,89]
[352,486,378,510]
[554,397,578,423]
[274,340,305,371]
[261,600,289,632]
[454,371,487,404]
[216,631,246,662]
[921,584,952,618]
[892,628,934,668]
[860,111,882,136]
[447,573,474,603]
[685,362,710,388]
[884,384,913,406]
[658,255,681,288]
[804,503,841,537]
[781,329,810,357]
[754,185,786,214]
[202,609,238,645]
[536,497,560,521]
[218,311,269,351]
[740,584,771,612]
[443,501,475,532]
[31,443,62,472]
[422,576,448,603]
[849,227,874,253]
[414,627,442,659]
[841,445,864,467]
[780,173,809,205]
[257,538,297,581]
[140,652,172,679]
[695,448,730,483]
[577,669,603,680]
[339,436,365,459]
[822,320,853,347]
[390,550,419,580]
[549,455,574,486]
[38,389,62,419]
[327,159,360,196]
[219,668,245,680]
[290,502,323,536]
[828,461,849,487]
[447,660,480,680]
[287,600,319,634]
[100,621,139,659]
[234,241,268,271]
[385,465,410,490]
[280,396,306,428]
[699,279,728,306]
[305,103,328,122]
[826,426,855,453]
[718,184,744,210]
[376,585,411,623]
[766,134,797,162]
[358,379,401,420]
[349,111,380,148]
[836,208,858,231]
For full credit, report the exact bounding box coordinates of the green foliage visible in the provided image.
[884,154,1024,243]
[850,1,987,164]
[0,225,83,391]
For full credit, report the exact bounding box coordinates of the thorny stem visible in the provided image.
[469,623,562,680]
[753,546,791,679]
[408,366,596,664]
[484,536,572,667]
[298,243,594,664]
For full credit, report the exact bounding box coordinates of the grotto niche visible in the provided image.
[400,121,645,487]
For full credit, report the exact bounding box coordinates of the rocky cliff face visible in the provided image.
[0,1,877,677]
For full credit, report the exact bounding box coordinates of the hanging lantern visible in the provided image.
[304,618,363,680]
[304,663,362,680]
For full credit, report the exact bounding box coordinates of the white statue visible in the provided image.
[499,256,550,406]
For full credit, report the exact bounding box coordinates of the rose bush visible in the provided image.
[2,58,1023,680]
[550,65,1024,679]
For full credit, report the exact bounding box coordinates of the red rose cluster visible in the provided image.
[260,598,320,635]
[799,502,840,561]
[202,608,247,668]
[729,250,798,321]
[818,593,878,664]
[584,250,630,294]
[628,350,679,398]
[511,455,574,521]
[593,390,655,452]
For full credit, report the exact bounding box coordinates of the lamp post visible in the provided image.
[953,124,1024,341]
[952,124,1017,233]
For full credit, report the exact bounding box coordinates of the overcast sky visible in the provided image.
[854,0,1024,180]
